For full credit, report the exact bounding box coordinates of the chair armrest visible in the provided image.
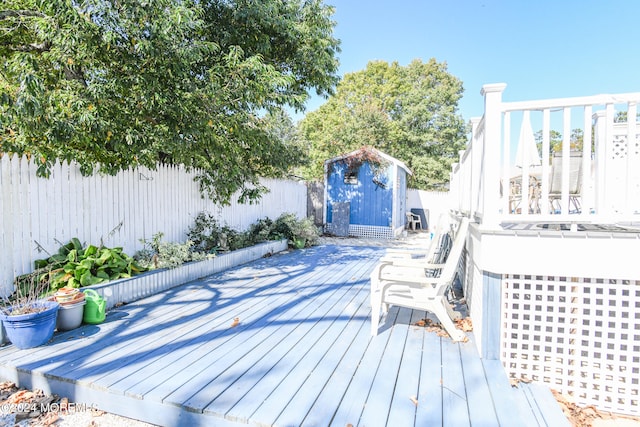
[385,248,429,256]
[381,259,445,270]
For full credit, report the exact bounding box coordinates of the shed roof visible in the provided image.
[324,147,412,175]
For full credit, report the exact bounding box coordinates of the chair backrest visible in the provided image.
[435,216,470,285]
[423,213,451,264]
[550,151,582,195]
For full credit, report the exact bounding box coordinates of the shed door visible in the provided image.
[331,202,350,237]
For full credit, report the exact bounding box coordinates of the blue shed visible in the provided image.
[324,147,412,239]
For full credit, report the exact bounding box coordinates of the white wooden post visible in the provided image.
[626,102,638,214]
[470,117,482,219]
[479,83,507,228]
[593,110,607,215]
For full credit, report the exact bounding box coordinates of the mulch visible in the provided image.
[0,381,105,426]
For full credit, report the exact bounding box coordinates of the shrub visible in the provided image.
[15,238,146,295]
[186,212,221,254]
[135,232,209,269]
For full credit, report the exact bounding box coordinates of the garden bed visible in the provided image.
[83,239,287,310]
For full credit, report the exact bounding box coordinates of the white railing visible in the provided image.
[0,155,307,296]
[451,84,640,228]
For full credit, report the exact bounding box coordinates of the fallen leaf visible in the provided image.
[231,317,240,327]
[409,396,419,406]
[91,408,106,417]
[40,411,59,426]
[7,389,34,404]
[59,397,69,411]
[510,377,532,387]
[455,317,473,332]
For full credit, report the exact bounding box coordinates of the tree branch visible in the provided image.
[0,10,47,20]
[7,41,51,53]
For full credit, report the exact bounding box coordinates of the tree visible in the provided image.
[298,59,467,189]
[534,128,587,155]
[0,0,340,204]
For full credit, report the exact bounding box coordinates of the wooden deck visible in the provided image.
[0,244,569,426]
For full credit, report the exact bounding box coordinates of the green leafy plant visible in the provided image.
[187,212,222,254]
[14,238,147,295]
[135,233,209,269]
[184,212,318,257]
[289,216,320,248]
[269,213,319,248]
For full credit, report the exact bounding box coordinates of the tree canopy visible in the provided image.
[298,59,467,189]
[0,0,340,203]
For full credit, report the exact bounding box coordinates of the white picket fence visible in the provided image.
[0,154,307,297]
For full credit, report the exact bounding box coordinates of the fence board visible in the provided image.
[0,155,307,296]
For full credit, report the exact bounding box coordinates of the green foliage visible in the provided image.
[298,59,467,190]
[186,211,319,253]
[14,238,146,295]
[534,128,590,155]
[271,213,319,248]
[186,212,222,254]
[0,0,339,204]
[135,233,209,270]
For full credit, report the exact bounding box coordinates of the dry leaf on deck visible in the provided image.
[455,317,473,332]
[40,411,59,426]
[231,317,240,327]
[409,396,419,406]
[91,408,106,417]
[509,377,532,387]
[7,389,34,404]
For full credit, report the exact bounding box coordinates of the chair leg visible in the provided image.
[431,298,466,341]
[370,280,382,336]
[371,294,381,336]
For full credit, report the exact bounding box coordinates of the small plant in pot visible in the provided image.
[0,272,59,349]
[289,217,320,249]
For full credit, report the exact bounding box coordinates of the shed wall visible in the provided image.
[326,161,393,227]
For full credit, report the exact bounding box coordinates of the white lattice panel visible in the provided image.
[501,274,640,415]
[325,223,394,239]
[610,134,640,160]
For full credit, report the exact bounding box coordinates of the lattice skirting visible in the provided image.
[501,274,640,415]
[325,223,394,239]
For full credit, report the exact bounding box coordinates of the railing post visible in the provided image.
[470,117,481,219]
[593,110,607,215]
[479,83,507,228]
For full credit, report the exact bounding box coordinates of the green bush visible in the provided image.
[15,237,146,295]
[135,232,209,269]
[186,212,221,254]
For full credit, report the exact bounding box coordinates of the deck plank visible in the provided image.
[415,325,443,426]
[441,337,469,426]
[144,248,362,407]
[385,310,426,427]
[223,256,376,423]
[357,307,414,426]
[302,306,399,426]
[198,260,372,418]
[0,243,568,427]
[459,334,500,426]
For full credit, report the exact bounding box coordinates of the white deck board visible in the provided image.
[0,244,569,427]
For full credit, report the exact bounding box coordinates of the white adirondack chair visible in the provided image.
[384,213,450,262]
[370,214,470,341]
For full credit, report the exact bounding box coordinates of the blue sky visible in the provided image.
[299,0,640,123]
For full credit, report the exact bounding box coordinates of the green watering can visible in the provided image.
[82,289,106,324]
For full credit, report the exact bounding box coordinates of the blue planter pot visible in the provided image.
[0,300,59,349]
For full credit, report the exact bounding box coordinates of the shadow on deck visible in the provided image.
[0,244,568,426]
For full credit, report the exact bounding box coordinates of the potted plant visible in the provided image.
[0,272,59,349]
[290,217,320,249]
[52,288,86,331]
